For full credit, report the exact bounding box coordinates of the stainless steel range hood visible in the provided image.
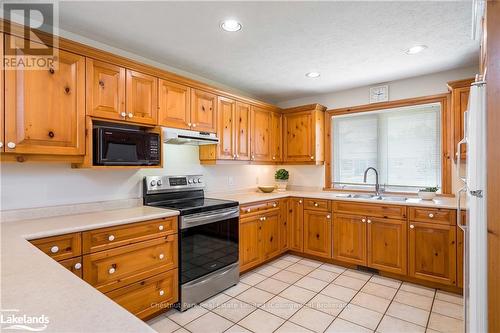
[162,127,219,145]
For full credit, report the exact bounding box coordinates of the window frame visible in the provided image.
[324,93,453,195]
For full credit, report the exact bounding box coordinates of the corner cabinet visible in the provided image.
[448,78,474,161]
[283,104,326,164]
[4,35,85,156]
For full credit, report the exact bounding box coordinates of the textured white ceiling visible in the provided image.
[58,1,479,103]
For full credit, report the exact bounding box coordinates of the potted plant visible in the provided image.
[418,186,439,200]
[275,169,289,192]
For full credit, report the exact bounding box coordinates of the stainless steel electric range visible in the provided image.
[143,175,239,311]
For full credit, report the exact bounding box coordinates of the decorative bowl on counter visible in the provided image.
[258,186,276,193]
[418,190,437,200]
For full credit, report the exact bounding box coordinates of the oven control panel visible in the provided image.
[144,175,205,193]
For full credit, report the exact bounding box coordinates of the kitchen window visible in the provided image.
[326,95,452,194]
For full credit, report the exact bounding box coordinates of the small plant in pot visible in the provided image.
[275,169,289,192]
[418,186,439,200]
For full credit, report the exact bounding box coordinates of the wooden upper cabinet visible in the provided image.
[158,79,191,129]
[408,221,457,286]
[367,218,407,275]
[4,36,85,155]
[332,213,367,265]
[261,212,281,260]
[1,33,4,153]
[125,70,158,125]
[235,102,251,161]
[271,112,282,162]
[448,78,474,161]
[288,198,304,252]
[283,104,326,163]
[191,89,217,133]
[239,216,262,272]
[251,106,272,162]
[303,209,332,258]
[217,96,236,160]
[86,58,125,121]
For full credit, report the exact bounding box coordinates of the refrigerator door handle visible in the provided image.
[457,187,468,232]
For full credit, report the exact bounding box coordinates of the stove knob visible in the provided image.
[157,180,162,186]
[188,179,193,184]
[197,178,202,183]
[150,180,157,186]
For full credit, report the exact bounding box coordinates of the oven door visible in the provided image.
[179,207,239,284]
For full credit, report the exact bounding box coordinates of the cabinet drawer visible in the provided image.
[30,233,82,261]
[82,217,177,254]
[332,201,406,220]
[409,207,456,225]
[106,269,178,320]
[59,256,83,278]
[240,200,279,216]
[303,198,330,211]
[83,235,178,293]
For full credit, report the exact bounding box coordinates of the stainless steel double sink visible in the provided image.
[335,193,408,202]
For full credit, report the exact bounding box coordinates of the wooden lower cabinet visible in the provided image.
[279,199,288,252]
[261,212,281,260]
[288,198,304,252]
[59,256,83,278]
[332,213,367,265]
[367,218,407,275]
[106,269,178,320]
[303,210,332,258]
[239,216,262,271]
[30,232,82,261]
[457,210,466,288]
[408,221,457,286]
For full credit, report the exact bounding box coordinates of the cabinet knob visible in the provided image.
[50,246,59,253]
[188,122,192,127]
[272,156,276,160]
[158,225,164,231]
[299,200,302,204]
[361,218,366,223]
[273,203,277,208]
[367,219,372,224]
[410,224,415,229]
[7,142,16,149]
[128,113,134,118]
[251,155,255,160]
[159,253,165,260]
[314,203,319,207]
[120,112,127,117]
[159,290,165,296]
[74,262,82,270]
[246,208,251,213]
[108,267,116,274]
[0,142,3,148]
[108,235,115,241]
[260,216,267,221]
[428,213,434,218]
[326,214,331,219]
[192,123,196,128]
[310,156,314,160]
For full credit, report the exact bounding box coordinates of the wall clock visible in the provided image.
[369,85,389,103]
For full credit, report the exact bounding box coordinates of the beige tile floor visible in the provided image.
[148,254,464,333]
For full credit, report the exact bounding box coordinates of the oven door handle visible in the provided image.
[181,207,240,229]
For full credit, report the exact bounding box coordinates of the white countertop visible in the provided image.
[0,206,179,333]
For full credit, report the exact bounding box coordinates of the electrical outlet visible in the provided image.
[228,176,235,186]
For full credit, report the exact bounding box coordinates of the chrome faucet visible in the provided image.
[363,167,380,196]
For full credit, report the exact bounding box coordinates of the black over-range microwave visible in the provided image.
[93,122,160,166]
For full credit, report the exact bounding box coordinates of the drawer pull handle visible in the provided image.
[410,224,415,229]
[314,203,319,207]
[50,246,59,253]
[74,262,82,270]
[367,219,372,224]
[361,218,366,223]
[428,213,434,218]
[108,267,116,274]
[108,235,115,241]
[159,253,165,260]
[7,142,16,149]
[159,290,165,296]
[158,225,164,231]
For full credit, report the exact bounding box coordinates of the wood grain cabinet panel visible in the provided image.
[1,33,4,153]
[4,36,85,155]
[235,102,251,161]
[332,201,406,220]
[83,235,178,293]
[106,269,178,320]
[279,198,289,252]
[332,213,367,265]
[239,216,262,272]
[158,79,191,129]
[408,207,456,225]
[304,198,330,212]
[303,210,332,258]
[59,256,83,278]
[261,212,281,260]
[271,112,282,162]
[288,198,304,252]
[457,210,466,288]
[30,232,82,261]
[408,221,457,286]
[251,106,272,162]
[86,58,125,121]
[367,218,407,275]
[217,96,236,160]
[448,78,474,161]
[191,89,217,133]
[125,69,158,125]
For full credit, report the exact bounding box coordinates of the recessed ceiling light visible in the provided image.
[305,72,320,78]
[405,45,428,55]
[221,19,242,32]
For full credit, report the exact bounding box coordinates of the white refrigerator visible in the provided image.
[457,79,487,333]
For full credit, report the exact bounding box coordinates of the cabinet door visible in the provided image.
[86,58,125,121]
[279,198,289,252]
[261,212,281,260]
[125,70,158,125]
[217,96,236,160]
[235,102,251,161]
[367,218,407,275]
[271,112,282,162]
[457,210,466,288]
[303,210,332,258]
[4,36,85,155]
[0,33,4,152]
[288,198,304,252]
[239,216,262,271]
[284,111,314,162]
[158,79,190,129]
[332,213,367,265]
[251,106,272,162]
[191,89,217,133]
[408,222,457,286]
